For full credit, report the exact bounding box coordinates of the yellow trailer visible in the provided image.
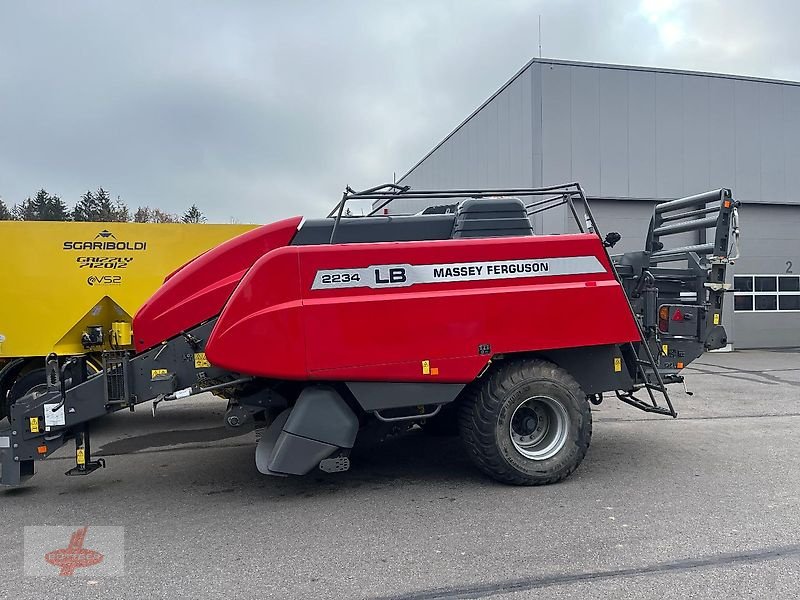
[0,221,257,420]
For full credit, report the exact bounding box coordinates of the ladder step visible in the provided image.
[644,383,668,392]
[619,289,676,418]
[616,393,677,417]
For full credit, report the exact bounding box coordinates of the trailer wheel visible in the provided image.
[7,368,49,409]
[458,359,591,485]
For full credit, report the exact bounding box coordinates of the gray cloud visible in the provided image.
[1,0,798,222]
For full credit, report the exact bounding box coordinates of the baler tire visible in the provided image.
[458,359,591,485]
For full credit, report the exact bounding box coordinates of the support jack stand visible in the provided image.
[64,428,106,477]
[66,459,106,477]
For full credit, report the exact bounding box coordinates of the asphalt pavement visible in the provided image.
[1,349,799,599]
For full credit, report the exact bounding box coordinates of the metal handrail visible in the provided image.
[327,182,591,242]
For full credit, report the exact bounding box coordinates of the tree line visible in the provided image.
[0,188,206,223]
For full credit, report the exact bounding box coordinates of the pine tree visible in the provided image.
[48,193,70,220]
[11,190,70,221]
[86,188,129,222]
[181,204,206,224]
[72,190,100,222]
[0,198,10,220]
[152,208,178,223]
[12,199,36,220]
[96,187,115,221]
[33,189,69,220]
[30,189,48,218]
[11,198,33,221]
[133,206,151,223]
[132,206,178,223]
[113,196,130,222]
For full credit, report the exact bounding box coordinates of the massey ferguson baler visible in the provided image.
[0,183,739,486]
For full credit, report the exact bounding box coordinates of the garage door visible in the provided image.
[730,204,800,349]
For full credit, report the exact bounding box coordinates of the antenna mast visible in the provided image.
[538,15,542,58]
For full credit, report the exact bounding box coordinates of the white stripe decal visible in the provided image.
[311,256,605,290]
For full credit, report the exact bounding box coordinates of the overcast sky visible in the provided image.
[1,1,798,223]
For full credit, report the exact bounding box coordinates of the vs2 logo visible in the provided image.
[87,275,122,286]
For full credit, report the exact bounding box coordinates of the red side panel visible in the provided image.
[206,234,641,383]
[204,248,307,378]
[132,217,302,352]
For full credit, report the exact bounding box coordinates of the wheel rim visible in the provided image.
[509,396,570,460]
[26,384,49,398]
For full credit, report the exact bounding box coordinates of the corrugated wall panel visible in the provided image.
[497,86,512,185]
[531,63,543,190]
[539,64,572,233]
[599,67,629,195]
[760,83,786,202]
[655,73,684,198]
[734,81,761,201]
[570,66,600,191]
[467,108,481,188]
[587,199,695,254]
[682,75,711,193]
[518,67,533,188]
[585,200,654,253]
[485,103,496,183]
[627,70,657,197]
[707,77,736,191]
[785,86,800,196]
[540,64,572,185]
[451,128,467,188]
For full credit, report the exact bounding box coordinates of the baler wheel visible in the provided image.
[458,359,592,485]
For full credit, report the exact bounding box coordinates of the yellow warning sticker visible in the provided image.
[422,360,430,375]
[151,368,168,378]
[713,313,720,325]
[29,417,40,433]
[662,344,669,356]
[76,448,86,466]
[613,357,622,372]
[194,353,211,368]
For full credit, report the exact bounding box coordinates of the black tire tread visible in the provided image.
[458,358,592,485]
[8,368,48,403]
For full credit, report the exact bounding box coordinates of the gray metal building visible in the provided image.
[390,58,800,349]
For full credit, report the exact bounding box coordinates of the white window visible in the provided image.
[733,275,800,312]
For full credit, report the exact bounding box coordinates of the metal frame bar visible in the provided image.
[647,188,735,262]
[373,405,442,423]
[331,182,590,236]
